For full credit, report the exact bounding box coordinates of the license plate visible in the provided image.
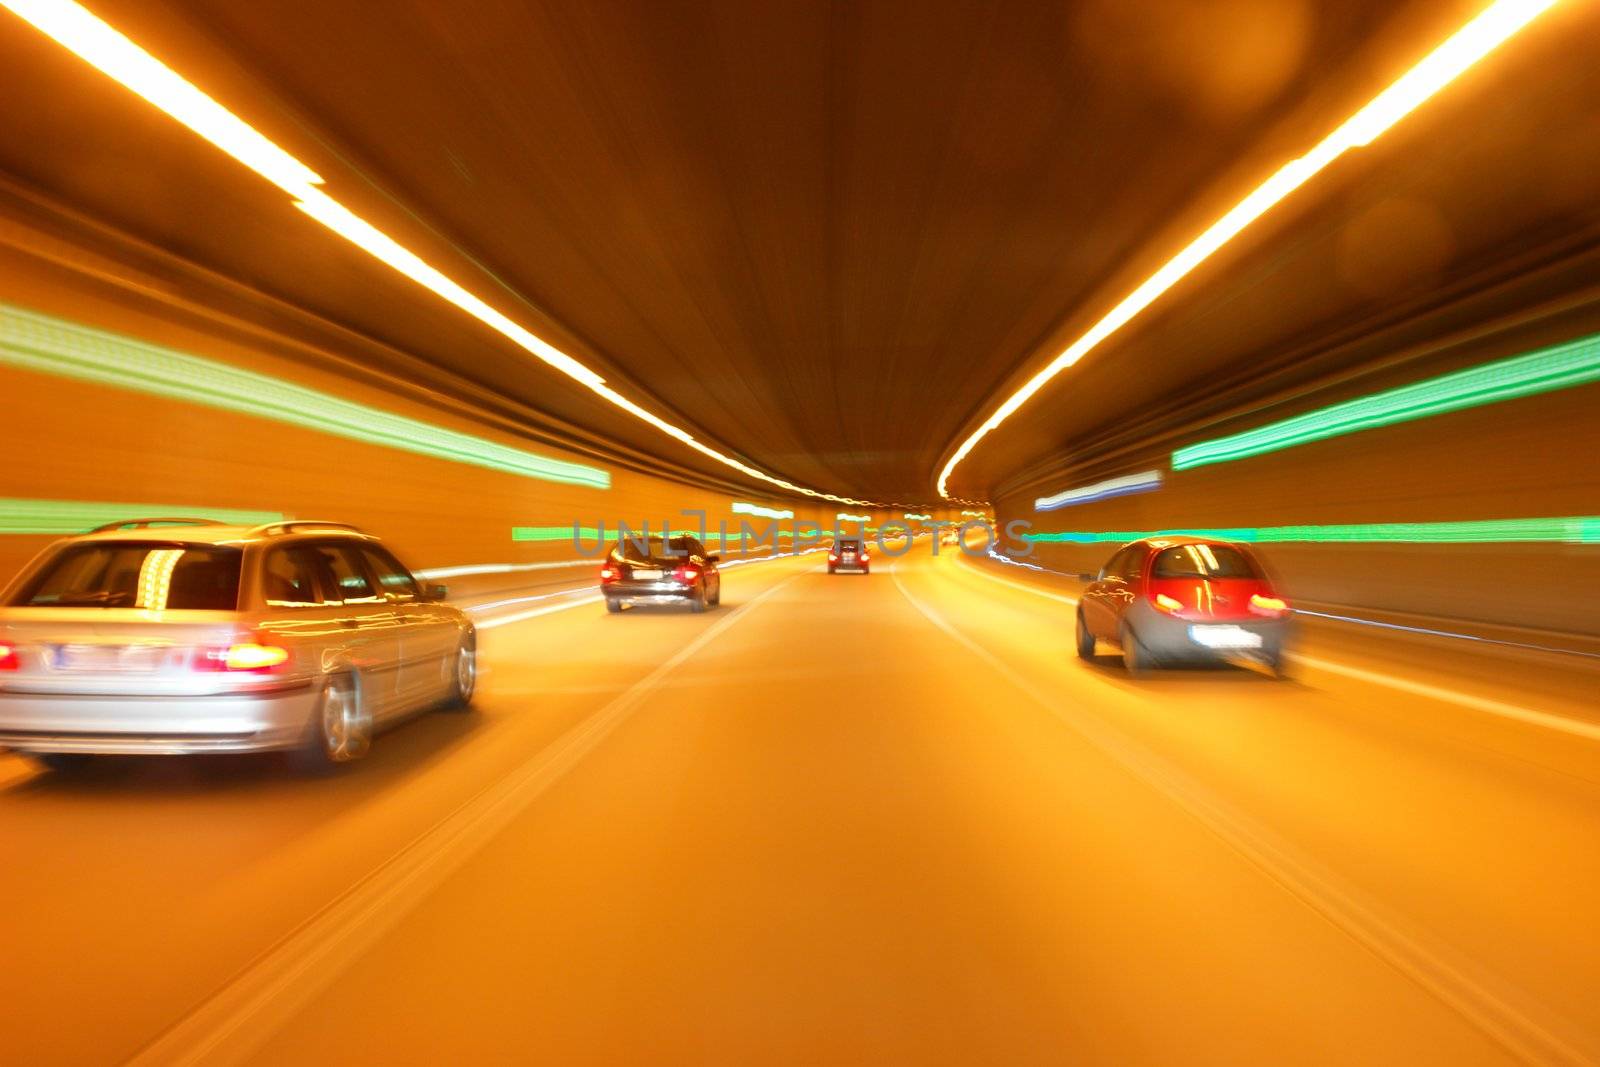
[842,554,856,562]
[52,643,168,671]
[1188,625,1262,650]
[630,568,663,580]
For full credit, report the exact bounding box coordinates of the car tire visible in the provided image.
[301,673,370,767]
[446,632,477,709]
[1121,624,1156,677]
[1075,610,1096,660]
[605,598,623,614]
[690,584,708,613]
[828,565,836,574]
[1262,643,1288,679]
[709,582,721,607]
[33,752,93,773]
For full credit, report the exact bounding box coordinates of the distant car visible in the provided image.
[0,519,475,769]
[600,535,721,613]
[939,529,960,548]
[1075,537,1290,676]
[827,536,870,574]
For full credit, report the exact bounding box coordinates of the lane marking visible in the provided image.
[953,553,1600,745]
[890,561,1593,1066]
[1292,654,1600,745]
[469,549,826,629]
[127,569,809,1067]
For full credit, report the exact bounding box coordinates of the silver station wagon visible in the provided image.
[0,519,475,769]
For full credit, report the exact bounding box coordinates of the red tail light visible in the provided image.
[672,565,700,584]
[1152,593,1185,614]
[196,639,289,672]
[0,641,19,671]
[599,565,619,584]
[1250,593,1289,617]
[828,554,839,563]
[859,554,871,564]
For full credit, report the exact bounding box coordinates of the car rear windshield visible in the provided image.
[834,539,864,551]
[615,536,696,563]
[1152,543,1260,580]
[12,542,243,610]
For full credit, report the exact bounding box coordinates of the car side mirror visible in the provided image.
[1080,572,1098,583]
[422,583,448,602]
[705,554,720,564]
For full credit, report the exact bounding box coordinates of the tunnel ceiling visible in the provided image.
[1,1,1595,505]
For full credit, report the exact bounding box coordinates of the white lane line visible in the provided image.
[469,549,827,629]
[1293,654,1600,744]
[890,563,1593,1066]
[953,554,1600,745]
[127,570,809,1067]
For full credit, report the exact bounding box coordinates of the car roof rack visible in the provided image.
[246,520,367,537]
[87,518,224,533]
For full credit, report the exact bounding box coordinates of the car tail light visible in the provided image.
[828,553,839,563]
[672,565,700,584]
[196,639,289,672]
[0,641,18,671]
[1250,593,1289,617]
[599,565,619,583]
[859,554,870,564]
[1152,593,1185,614]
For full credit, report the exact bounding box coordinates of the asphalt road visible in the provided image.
[2,550,1597,1065]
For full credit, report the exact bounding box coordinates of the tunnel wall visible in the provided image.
[0,237,906,592]
[994,373,1600,637]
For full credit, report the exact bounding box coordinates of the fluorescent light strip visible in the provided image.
[904,512,932,521]
[1173,330,1600,470]
[1,304,610,487]
[1026,516,1600,545]
[0,0,875,507]
[836,512,871,523]
[413,560,594,579]
[1034,470,1163,512]
[731,502,794,520]
[0,496,283,535]
[936,0,1561,498]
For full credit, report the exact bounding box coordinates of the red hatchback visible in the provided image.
[1075,537,1290,676]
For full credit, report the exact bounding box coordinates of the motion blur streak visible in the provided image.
[1172,329,1600,469]
[0,497,281,535]
[0,0,878,507]
[936,0,1561,498]
[0,304,611,486]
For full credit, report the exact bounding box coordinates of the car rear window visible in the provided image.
[1152,543,1259,580]
[13,542,243,610]
[615,536,695,563]
[834,539,864,552]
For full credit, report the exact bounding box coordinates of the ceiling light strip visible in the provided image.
[1034,470,1163,512]
[731,502,794,520]
[0,0,873,507]
[1,303,611,487]
[937,0,1561,498]
[1172,330,1600,470]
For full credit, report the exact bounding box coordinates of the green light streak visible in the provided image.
[731,502,794,520]
[2,304,610,488]
[0,497,283,535]
[1026,517,1600,545]
[1172,331,1600,470]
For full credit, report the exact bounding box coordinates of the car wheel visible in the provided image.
[690,584,708,613]
[1075,610,1096,660]
[827,565,836,574]
[446,633,477,709]
[605,598,623,614]
[709,582,721,607]
[309,674,370,765]
[1262,643,1288,679]
[1121,625,1156,677]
